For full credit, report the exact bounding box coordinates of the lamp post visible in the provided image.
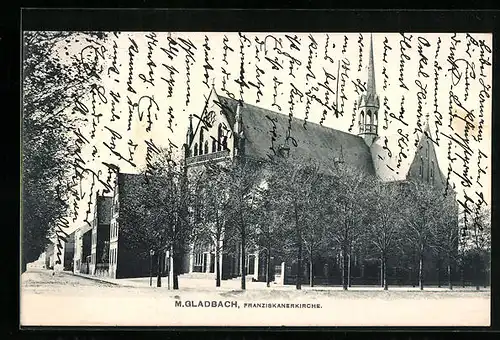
[149,249,154,287]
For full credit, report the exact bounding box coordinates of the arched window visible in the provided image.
[222,136,228,150]
[217,124,223,151]
[360,111,364,132]
[204,141,209,154]
[367,110,373,125]
[212,139,217,153]
[199,129,204,155]
[194,143,198,156]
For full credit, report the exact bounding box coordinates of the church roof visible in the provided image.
[217,96,376,176]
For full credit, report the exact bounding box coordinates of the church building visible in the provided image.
[180,35,449,284]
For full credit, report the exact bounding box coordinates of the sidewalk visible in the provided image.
[64,271,490,292]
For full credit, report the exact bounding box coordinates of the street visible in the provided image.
[21,269,491,327]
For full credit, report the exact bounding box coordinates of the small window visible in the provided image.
[212,139,217,153]
[194,143,198,156]
[199,129,204,155]
[204,141,209,154]
[222,136,228,150]
[217,124,223,151]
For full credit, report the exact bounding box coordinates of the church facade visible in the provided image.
[180,36,450,285]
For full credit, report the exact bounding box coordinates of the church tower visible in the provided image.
[357,34,380,147]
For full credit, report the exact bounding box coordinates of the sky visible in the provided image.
[42,32,492,235]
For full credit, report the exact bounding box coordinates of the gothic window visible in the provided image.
[217,124,223,151]
[194,143,198,156]
[419,157,424,177]
[204,141,209,154]
[222,136,228,150]
[212,139,217,153]
[199,129,204,155]
[367,110,373,125]
[360,111,365,133]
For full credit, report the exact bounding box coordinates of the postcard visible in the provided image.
[21,29,492,327]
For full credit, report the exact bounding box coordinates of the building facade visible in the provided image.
[179,34,455,286]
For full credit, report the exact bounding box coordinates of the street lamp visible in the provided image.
[149,249,155,287]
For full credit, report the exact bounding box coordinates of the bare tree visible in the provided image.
[193,161,233,287]
[365,180,404,290]
[465,206,491,290]
[400,181,449,290]
[222,159,263,290]
[119,150,193,288]
[266,156,325,290]
[325,164,372,290]
[432,193,460,290]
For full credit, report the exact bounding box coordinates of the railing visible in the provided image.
[186,149,230,165]
[360,124,377,134]
[95,263,109,277]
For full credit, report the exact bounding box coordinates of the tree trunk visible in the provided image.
[448,263,453,290]
[156,252,162,287]
[342,248,348,290]
[266,249,271,288]
[475,252,480,291]
[173,246,179,290]
[215,246,221,287]
[296,240,302,290]
[309,253,314,287]
[295,204,302,290]
[380,258,384,287]
[461,266,465,288]
[241,228,246,290]
[437,255,441,288]
[348,254,351,288]
[419,252,424,290]
[383,256,388,290]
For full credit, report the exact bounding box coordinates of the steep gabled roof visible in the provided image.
[217,96,375,176]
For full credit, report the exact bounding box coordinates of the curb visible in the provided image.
[62,271,120,286]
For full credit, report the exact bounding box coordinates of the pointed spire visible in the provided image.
[186,114,193,145]
[367,33,376,97]
[188,114,193,131]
